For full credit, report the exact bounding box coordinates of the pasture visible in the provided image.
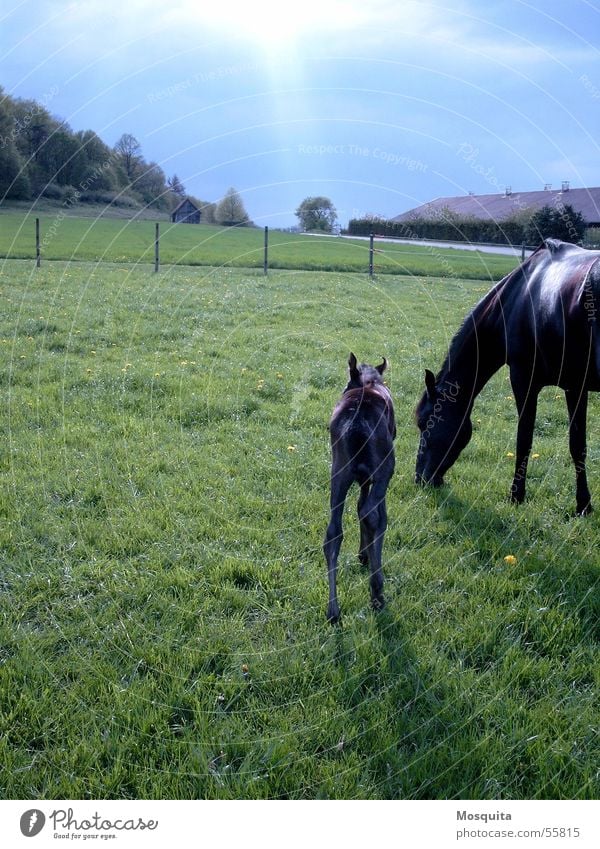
[0,210,518,279]
[0,257,598,799]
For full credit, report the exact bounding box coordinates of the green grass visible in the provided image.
[0,260,598,799]
[0,210,518,279]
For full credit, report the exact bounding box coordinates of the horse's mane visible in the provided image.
[436,247,547,382]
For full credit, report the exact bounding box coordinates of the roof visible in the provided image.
[171,197,200,214]
[393,187,600,225]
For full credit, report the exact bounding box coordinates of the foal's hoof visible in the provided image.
[576,502,593,517]
[371,594,385,612]
[358,552,368,566]
[326,602,341,625]
[510,491,525,505]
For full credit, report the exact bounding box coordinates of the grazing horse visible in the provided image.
[324,353,396,623]
[415,239,600,515]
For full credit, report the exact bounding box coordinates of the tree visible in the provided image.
[526,203,586,245]
[215,187,249,226]
[135,162,169,209]
[295,196,337,232]
[168,174,186,198]
[0,93,30,198]
[114,133,142,182]
[73,130,119,193]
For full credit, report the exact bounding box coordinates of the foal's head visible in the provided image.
[344,352,387,392]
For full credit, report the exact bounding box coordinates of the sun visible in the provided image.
[199,0,363,52]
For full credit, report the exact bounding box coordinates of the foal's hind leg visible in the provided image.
[359,476,391,612]
[565,389,593,515]
[357,482,371,566]
[324,471,352,623]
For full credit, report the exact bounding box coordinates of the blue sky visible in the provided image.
[1,0,599,227]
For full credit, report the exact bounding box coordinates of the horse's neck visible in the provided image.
[440,291,507,407]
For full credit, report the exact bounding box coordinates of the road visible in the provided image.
[339,234,534,258]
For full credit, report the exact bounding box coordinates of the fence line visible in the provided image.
[27,217,526,276]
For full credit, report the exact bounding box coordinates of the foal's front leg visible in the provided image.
[510,376,539,504]
[565,388,593,515]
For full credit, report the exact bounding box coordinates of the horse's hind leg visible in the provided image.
[565,388,593,515]
[357,482,371,566]
[324,470,352,623]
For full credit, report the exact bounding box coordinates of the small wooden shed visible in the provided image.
[171,197,201,224]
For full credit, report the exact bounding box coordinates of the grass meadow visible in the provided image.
[0,210,518,280]
[0,254,598,799]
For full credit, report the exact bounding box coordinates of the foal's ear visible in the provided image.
[348,352,360,380]
[424,369,437,399]
[375,357,387,375]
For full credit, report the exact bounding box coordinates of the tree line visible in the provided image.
[347,204,587,246]
[0,86,251,224]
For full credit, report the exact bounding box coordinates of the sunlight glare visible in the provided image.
[201,0,363,51]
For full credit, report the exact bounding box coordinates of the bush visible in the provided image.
[584,228,600,248]
[41,183,66,200]
[348,210,534,246]
[348,203,589,247]
[525,204,586,245]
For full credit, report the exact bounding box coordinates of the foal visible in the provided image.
[324,353,396,623]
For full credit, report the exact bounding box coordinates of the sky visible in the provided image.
[1,0,599,227]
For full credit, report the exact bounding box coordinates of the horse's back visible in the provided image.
[509,241,600,390]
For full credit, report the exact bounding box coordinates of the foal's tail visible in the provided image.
[346,426,375,485]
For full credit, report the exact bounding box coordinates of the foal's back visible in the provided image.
[330,383,395,483]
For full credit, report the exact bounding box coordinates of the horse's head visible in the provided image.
[345,352,387,391]
[415,369,472,486]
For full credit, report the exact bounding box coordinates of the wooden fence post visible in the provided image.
[36,217,41,268]
[264,226,269,276]
[154,223,160,272]
[369,231,374,277]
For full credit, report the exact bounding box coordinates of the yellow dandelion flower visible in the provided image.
[506,452,514,458]
[532,453,540,459]
[287,445,297,452]
[504,554,517,566]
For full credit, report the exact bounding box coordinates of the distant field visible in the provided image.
[0,210,518,279]
[1,260,598,799]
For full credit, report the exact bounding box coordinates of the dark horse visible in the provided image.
[324,353,396,623]
[416,239,600,515]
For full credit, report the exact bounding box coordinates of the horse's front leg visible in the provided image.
[510,376,539,504]
[565,388,593,515]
